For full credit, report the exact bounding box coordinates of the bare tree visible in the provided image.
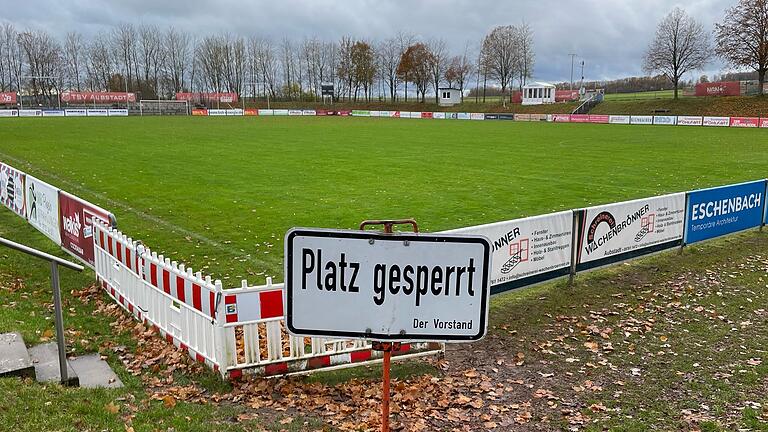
[138,24,163,97]
[63,31,84,91]
[196,35,226,95]
[445,45,474,102]
[378,37,401,102]
[17,29,62,105]
[111,23,138,92]
[86,34,114,90]
[164,27,191,94]
[516,23,535,90]
[1,23,21,92]
[643,8,711,99]
[350,40,375,101]
[715,0,768,95]
[427,38,448,103]
[482,26,519,105]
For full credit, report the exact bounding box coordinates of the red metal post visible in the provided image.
[360,219,417,432]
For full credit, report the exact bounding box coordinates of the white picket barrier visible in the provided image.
[217,279,442,378]
[91,221,443,379]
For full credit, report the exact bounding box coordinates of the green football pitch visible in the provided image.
[1,116,765,283]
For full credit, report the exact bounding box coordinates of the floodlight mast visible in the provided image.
[569,54,578,91]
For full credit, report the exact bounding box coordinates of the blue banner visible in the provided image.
[685,180,766,244]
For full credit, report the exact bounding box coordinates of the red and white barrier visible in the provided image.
[730,117,760,128]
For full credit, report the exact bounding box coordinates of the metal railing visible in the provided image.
[0,237,83,385]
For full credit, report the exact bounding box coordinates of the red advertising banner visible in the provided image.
[243,108,258,116]
[762,118,768,128]
[175,92,239,104]
[0,92,17,104]
[694,82,740,97]
[315,109,329,116]
[511,91,522,104]
[337,110,351,116]
[59,192,112,267]
[191,109,208,116]
[61,92,136,103]
[570,114,590,123]
[588,115,610,124]
[729,117,760,128]
[421,112,433,119]
[555,90,579,102]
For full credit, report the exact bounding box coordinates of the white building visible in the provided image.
[439,88,462,106]
[522,82,556,105]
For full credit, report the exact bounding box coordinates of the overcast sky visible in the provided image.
[4,0,740,82]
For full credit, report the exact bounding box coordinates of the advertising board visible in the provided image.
[576,193,686,270]
[0,163,26,218]
[59,192,113,267]
[25,175,61,244]
[446,211,573,293]
[685,180,766,244]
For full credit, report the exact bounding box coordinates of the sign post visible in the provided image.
[285,219,491,431]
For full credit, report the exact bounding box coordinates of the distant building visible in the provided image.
[522,82,556,105]
[439,88,461,106]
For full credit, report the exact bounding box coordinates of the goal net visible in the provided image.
[139,100,189,116]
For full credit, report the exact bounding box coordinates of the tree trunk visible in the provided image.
[759,69,766,96]
[673,78,679,100]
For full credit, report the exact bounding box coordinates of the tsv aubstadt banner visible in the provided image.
[577,193,686,270]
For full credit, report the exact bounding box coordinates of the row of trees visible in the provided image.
[0,22,536,104]
[643,0,768,98]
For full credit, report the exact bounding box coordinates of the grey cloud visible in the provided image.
[2,0,739,81]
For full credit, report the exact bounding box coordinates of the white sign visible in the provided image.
[457,113,471,120]
[19,109,42,117]
[470,113,485,120]
[703,116,730,127]
[288,109,303,116]
[225,109,243,116]
[208,109,226,116]
[258,109,274,116]
[87,109,108,117]
[577,193,686,268]
[42,110,65,117]
[285,229,491,342]
[609,115,630,124]
[0,110,18,117]
[65,109,87,117]
[0,163,26,218]
[677,116,703,126]
[433,112,446,119]
[25,175,61,245]
[302,110,316,116]
[653,115,676,125]
[369,111,381,117]
[273,109,289,116]
[446,211,573,292]
[107,109,129,116]
[630,115,653,125]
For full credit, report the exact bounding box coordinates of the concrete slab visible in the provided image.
[28,343,79,387]
[0,332,34,379]
[68,354,123,389]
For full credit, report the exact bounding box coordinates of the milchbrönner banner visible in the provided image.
[576,193,686,270]
[446,211,573,294]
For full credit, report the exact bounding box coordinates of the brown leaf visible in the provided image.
[105,402,120,414]
[162,395,176,409]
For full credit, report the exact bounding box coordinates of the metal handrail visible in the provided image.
[0,237,83,271]
[0,236,83,386]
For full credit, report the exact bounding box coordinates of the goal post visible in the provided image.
[139,100,190,116]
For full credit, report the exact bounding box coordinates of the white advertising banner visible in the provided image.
[369,111,381,117]
[258,109,274,116]
[677,116,703,126]
[302,110,316,116]
[226,109,243,116]
[285,229,491,342]
[703,116,730,127]
[0,163,26,218]
[577,193,686,269]
[107,109,129,116]
[87,109,108,117]
[19,109,42,117]
[288,109,303,116]
[630,115,653,125]
[433,112,446,119]
[0,110,18,117]
[457,113,471,120]
[609,115,630,124]
[446,211,573,293]
[42,110,65,117]
[25,175,61,245]
[273,109,289,116]
[653,115,677,125]
[208,109,226,116]
[470,113,485,120]
[65,109,87,117]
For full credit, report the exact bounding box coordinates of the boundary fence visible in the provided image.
[1,159,766,379]
[1,107,768,129]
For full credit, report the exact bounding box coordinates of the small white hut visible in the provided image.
[521,82,556,105]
